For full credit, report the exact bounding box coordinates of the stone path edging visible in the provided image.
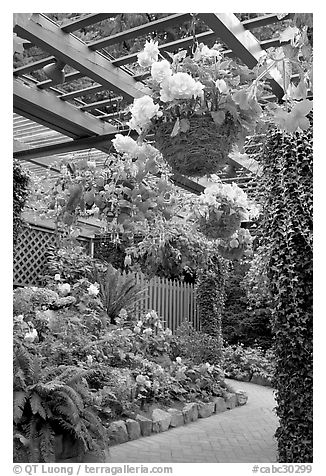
[107,389,248,446]
[108,379,278,463]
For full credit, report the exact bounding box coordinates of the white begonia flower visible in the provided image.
[112,134,140,156]
[24,328,38,343]
[137,40,160,67]
[133,326,141,334]
[137,320,143,327]
[87,355,93,365]
[160,72,205,102]
[215,79,229,93]
[165,328,172,336]
[119,308,128,319]
[88,283,99,296]
[136,374,147,385]
[143,328,153,336]
[151,60,172,83]
[58,283,71,295]
[54,273,61,281]
[14,314,24,323]
[127,96,160,134]
[176,357,182,364]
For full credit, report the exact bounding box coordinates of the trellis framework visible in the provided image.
[13,12,304,202]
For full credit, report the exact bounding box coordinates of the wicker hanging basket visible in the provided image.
[198,207,242,240]
[154,113,240,177]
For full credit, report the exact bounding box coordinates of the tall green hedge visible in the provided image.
[13,161,30,246]
[260,127,313,462]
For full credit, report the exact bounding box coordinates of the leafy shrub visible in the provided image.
[170,322,223,366]
[223,344,275,383]
[44,244,95,284]
[222,260,273,349]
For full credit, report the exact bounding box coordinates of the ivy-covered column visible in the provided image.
[196,257,228,358]
[13,161,30,246]
[260,128,313,462]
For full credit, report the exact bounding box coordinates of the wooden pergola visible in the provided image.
[13,13,297,197]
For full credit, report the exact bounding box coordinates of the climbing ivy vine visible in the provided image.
[259,126,312,462]
[196,257,228,358]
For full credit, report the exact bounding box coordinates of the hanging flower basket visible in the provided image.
[154,113,240,178]
[217,244,245,261]
[198,207,242,240]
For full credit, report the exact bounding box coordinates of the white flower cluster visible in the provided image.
[88,283,99,296]
[160,72,205,103]
[57,283,71,295]
[127,96,161,134]
[136,374,151,387]
[24,328,38,343]
[137,40,160,67]
[229,228,253,249]
[203,182,250,211]
[112,133,159,159]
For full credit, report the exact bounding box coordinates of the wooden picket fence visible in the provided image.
[129,272,200,332]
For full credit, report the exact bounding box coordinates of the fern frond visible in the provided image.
[13,345,35,386]
[39,423,55,463]
[54,385,84,413]
[13,391,28,424]
[29,392,47,420]
[82,408,106,441]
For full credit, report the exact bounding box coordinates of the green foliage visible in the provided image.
[127,219,221,281]
[223,344,275,383]
[196,257,228,353]
[44,244,94,284]
[170,322,223,366]
[13,161,30,245]
[223,261,273,349]
[259,127,313,462]
[93,264,147,324]
[13,344,107,463]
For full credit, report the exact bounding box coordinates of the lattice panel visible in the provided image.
[13,226,57,286]
[13,226,90,286]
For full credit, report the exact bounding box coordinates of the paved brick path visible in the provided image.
[107,379,278,463]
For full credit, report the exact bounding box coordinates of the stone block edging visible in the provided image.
[107,390,248,446]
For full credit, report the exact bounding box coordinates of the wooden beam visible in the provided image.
[88,13,191,50]
[13,129,133,160]
[36,71,84,89]
[198,13,284,99]
[61,13,117,33]
[79,96,123,112]
[59,84,105,100]
[14,78,118,139]
[242,13,294,30]
[14,13,148,101]
[14,56,56,75]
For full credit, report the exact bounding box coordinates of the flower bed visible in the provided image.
[13,263,238,463]
[223,344,275,386]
